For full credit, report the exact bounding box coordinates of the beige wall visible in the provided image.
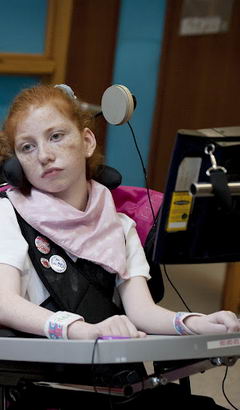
[159,263,226,314]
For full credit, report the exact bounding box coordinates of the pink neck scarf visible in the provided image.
[7,180,129,279]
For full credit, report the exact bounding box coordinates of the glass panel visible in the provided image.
[0,0,48,53]
[0,75,41,126]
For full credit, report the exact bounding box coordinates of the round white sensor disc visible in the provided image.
[101,85,135,125]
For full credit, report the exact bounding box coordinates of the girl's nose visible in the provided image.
[37,143,55,164]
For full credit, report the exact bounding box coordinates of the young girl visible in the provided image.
[0,84,238,409]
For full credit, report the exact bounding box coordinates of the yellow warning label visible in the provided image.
[166,192,193,232]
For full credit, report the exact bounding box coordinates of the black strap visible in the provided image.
[0,191,7,198]
[209,169,232,212]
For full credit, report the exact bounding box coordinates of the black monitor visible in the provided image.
[153,126,240,264]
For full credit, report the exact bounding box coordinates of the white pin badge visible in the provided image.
[49,255,67,273]
[40,258,50,269]
[35,236,50,255]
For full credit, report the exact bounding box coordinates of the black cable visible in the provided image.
[91,337,115,407]
[127,121,157,226]
[91,337,102,393]
[162,264,192,312]
[221,365,239,410]
[127,121,191,311]
[91,338,145,408]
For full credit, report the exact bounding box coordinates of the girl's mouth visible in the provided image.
[41,168,63,178]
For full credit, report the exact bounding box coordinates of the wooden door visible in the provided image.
[65,0,120,150]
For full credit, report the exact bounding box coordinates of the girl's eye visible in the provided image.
[51,133,62,141]
[21,143,34,153]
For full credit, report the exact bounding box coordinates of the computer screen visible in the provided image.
[153,126,240,264]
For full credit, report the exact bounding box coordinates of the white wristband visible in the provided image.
[173,312,205,335]
[44,311,84,340]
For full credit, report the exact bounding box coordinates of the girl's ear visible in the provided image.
[82,128,96,158]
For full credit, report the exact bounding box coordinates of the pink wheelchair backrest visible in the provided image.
[111,185,163,246]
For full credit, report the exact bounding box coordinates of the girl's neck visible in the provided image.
[53,180,89,211]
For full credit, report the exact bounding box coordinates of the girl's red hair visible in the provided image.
[0,84,103,179]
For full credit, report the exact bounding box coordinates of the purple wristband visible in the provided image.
[99,336,131,340]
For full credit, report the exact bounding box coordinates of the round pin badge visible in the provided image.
[35,236,51,255]
[40,258,50,269]
[49,255,67,273]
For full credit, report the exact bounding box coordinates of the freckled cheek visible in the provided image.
[57,142,85,163]
[17,155,39,178]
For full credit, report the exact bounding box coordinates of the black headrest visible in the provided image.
[94,165,122,190]
[0,158,122,191]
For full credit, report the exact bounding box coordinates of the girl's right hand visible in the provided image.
[68,314,146,340]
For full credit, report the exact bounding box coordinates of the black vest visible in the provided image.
[15,210,123,323]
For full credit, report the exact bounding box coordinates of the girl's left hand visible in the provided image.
[185,310,240,334]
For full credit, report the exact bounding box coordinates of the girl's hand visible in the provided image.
[68,314,146,340]
[185,310,240,335]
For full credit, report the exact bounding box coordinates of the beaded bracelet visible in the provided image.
[44,311,84,340]
[173,312,205,335]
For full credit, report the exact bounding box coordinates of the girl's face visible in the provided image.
[14,104,96,198]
